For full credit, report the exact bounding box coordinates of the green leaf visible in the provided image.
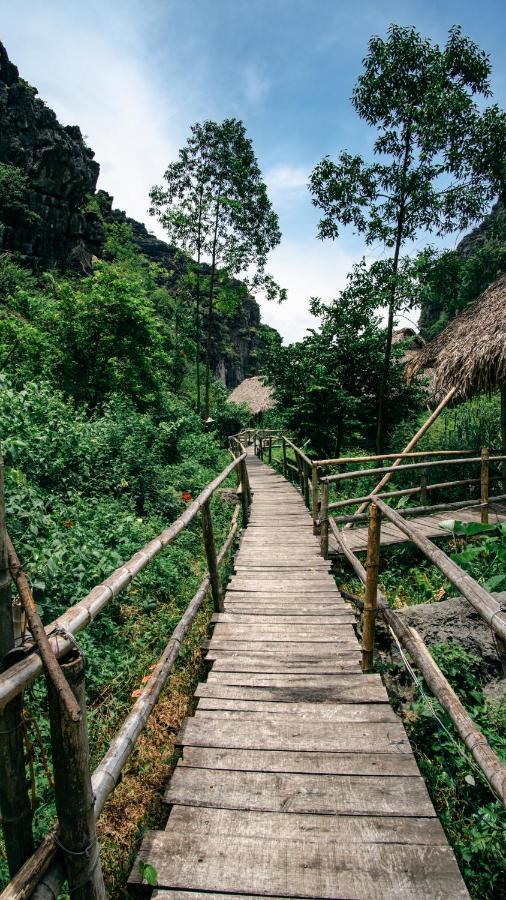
[464,773,476,786]
[139,861,158,886]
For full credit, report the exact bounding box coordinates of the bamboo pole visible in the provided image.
[303,461,310,508]
[373,496,506,644]
[331,492,506,525]
[362,504,381,672]
[201,500,224,613]
[323,454,505,485]
[420,468,428,507]
[0,454,245,710]
[238,458,250,525]
[282,437,287,478]
[268,436,272,464]
[46,652,105,899]
[0,448,34,875]
[327,475,497,511]
[347,386,457,523]
[6,536,81,723]
[311,464,319,534]
[320,482,329,560]
[315,448,473,466]
[481,447,489,524]
[329,519,506,805]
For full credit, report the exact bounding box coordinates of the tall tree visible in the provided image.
[150,119,284,418]
[310,25,506,451]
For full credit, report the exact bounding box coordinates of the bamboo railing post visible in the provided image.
[320,482,329,559]
[311,464,319,533]
[46,651,105,899]
[481,447,489,524]
[0,448,34,876]
[362,503,381,673]
[303,461,310,508]
[268,436,272,464]
[239,458,250,525]
[282,437,287,478]
[201,499,224,612]
[420,467,428,507]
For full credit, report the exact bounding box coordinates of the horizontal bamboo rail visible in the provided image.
[2,506,242,900]
[331,492,506,526]
[327,475,502,512]
[322,455,506,484]
[0,454,245,710]
[372,496,506,644]
[315,449,476,466]
[329,519,506,805]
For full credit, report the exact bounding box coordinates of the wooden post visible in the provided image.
[239,458,250,525]
[0,447,34,876]
[481,447,489,524]
[362,503,381,673]
[303,461,310,508]
[253,433,257,457]
[268,437,272,464]
[311,464,319,533]
[46,651,105,899]
[320,482,329,559]
[420,467,428,507]
[282,437,287,478]
[501,383,506,492]
[201,500,224,612]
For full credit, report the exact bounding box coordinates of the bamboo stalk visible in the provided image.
[0,447,34,875]
[329,519,506,805]
[6,536,81,723]
[326,475,491,511]
[46,652,105,899]
[311,464,319,533]
[3,507,241,900]
[373,496,506,644]
[315,448,473,466]
[362,504,381,672]
[481,447,489,524]
[0,454,244,710]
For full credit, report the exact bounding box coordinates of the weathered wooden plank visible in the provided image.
[203,640,359,653]
[131,831,468,898]
[178,745,419,776]
[212,614,355,624]
[196,681,387,703]
[176,717,409,754]
[164,766,434,816]
[195,697,395,721]
[204,671,384,690]
[210,624,356,639]
[206,654,362,673]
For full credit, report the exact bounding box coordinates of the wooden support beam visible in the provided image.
[311,464,319,533]
[481,447,489,524]
[282,437,287,478]
[362,504,381,673]
[46,652,106,899]
[320,482,329,560]
[0,448,34,876]
[201,500,224,613]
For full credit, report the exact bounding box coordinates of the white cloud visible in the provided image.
[265,164,309,195]
[258,238,356,343]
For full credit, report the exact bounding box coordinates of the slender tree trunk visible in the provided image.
[195,190,203,415]
[204,198,221,420]
[375,129,411,454]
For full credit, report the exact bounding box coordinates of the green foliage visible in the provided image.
[0,163,40,234]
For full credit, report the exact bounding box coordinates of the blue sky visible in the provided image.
[1,0,505,340]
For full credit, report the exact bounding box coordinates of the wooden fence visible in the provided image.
[0,449,251,899]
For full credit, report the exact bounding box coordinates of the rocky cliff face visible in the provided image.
[0,42,103,267]
[0,40,276,387]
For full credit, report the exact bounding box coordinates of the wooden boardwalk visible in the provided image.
[329,503,506,555]
[130,451,469,899]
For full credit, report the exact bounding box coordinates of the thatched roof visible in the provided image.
[406,274,506,401]
[227,376,275,415]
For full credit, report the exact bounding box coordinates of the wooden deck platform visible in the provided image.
[130,451,468,899]
[329,502,506,555]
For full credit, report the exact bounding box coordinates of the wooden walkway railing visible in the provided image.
[0,450,251,899]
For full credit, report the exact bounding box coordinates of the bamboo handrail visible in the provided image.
[315,449,476,466]
[322,455,506,484]
[283,437,313,467]
[326,475,500,511]
[330,492,506,526]
[0,454,246,710]
[1,505,242,900]
[372,496,506,644]
[329,519,506,805]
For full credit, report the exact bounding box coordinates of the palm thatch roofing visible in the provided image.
[227,375,275,415]
[406,274,506,402]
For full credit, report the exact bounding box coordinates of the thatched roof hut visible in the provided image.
[406,274,506,403]
[227,376,275,416]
